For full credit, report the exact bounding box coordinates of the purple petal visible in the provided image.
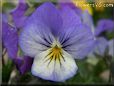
[95,19,114,36]
[25,2,62,36]
[14,57,23,69]
[81,11,95,34]
[59,24,95,59]
[1,14,8,23]
[10,0,28,28]
[58,0,82,16]
[59,2,76,9]
[94,37,108,56]
[20,56,33,74]
[19,20,55,57]
[108,39,114,57]
[2,22,18,59]
[14,56,33,74]
[59,5,81,31]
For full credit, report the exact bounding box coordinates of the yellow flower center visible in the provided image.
[52,45,61,55]
[44,45,65,66]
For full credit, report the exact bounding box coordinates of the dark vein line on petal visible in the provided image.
[44,51,53,60]
[58,56,62,67]
[44,37,52,45]
[47,55,53,67]
[60,52,65,62]
[38,42,51,48]
[61,37,70,45]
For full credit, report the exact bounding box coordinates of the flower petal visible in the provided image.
[1,14,8,23]
[19,22,54,57]
[14,57,23,70]
[59,5,81,31]
[10,0,28,28]
[2,22,18,59]
[25,2,62,36]
[14,56,33,74]
[19,56,33,74]
[58,0,82,16]
[31,49,77,82]
[95,19,114,36]
[94,37,108,56]
[108,39,114,57]
[59,24,95,59]
[81,11,95,34]
[19,2,64,57]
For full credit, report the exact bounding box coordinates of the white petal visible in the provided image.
[31,49,78,82]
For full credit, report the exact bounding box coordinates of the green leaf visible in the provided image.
[2,2,15,13]
[2,59,14,83]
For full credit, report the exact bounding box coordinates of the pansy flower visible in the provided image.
[2,0,33,74]
[10,0,29,28]
[19,2,95,81]
[2,19,33,75]
[80,10,114,57]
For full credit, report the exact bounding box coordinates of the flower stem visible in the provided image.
[2,48,7,66]
[108,56,112,83]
